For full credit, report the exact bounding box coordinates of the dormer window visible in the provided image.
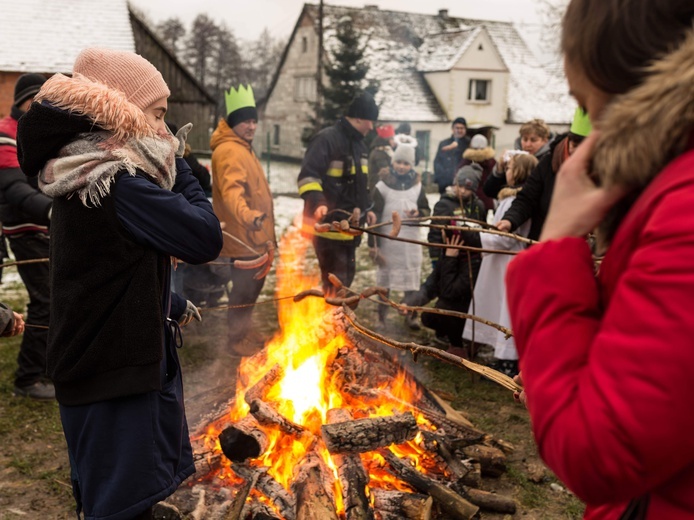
[468,79,491,103]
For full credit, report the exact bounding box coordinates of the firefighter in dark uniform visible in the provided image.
[298,92,379,294]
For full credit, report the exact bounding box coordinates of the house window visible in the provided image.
[468,79,491,103]
[273,124,280,146]
[294,76,317,102]
[302,36,308,53]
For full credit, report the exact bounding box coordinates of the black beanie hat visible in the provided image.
[452,116,467,127]
[14,73,46,106]
[347,92,379,121]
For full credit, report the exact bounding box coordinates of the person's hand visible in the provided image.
[252,213,267,230]
[496,219,512,232]
[366,211,377,226]
[444,232,462,257]
[513,372,527,408]
[442,141,458,152]
[313,205,328,222]
[540,132,627,241]
[2,312,25,337]
[178,300,201,327]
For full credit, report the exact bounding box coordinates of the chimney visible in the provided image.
[438,9,449,18]
[364,4,378,10]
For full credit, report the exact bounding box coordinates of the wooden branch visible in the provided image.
[326,409,372,520]
[292,451,339,520]
[380,449,479,520]
[232,464,296,520]
[464,488,517,515]
[218,414,269,462]
[371,489,432,520]
[244,364,285,405]
[418,410,486,445]
[321,412,418,454]
[462,444,507,478]
[342,306,521,393]
[419,431,477,484]
[427,223,536,245]
[249,398,307,437]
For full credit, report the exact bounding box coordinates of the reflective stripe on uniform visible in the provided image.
[326,160,345,177]
[298,176,323,195]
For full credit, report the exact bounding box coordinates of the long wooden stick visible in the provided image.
[340,307,521,393]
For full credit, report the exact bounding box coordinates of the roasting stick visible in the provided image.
[340,306,521,393]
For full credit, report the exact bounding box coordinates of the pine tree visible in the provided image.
[304,15,378,144]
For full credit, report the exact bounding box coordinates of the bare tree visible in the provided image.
[185,14,218,86]
[210,24,244,120]
[244,28,287,100]
[156,17,186,57]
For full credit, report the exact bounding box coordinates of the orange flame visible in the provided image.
[199,223,439,511]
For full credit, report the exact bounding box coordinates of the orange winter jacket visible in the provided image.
[210,119,275,258]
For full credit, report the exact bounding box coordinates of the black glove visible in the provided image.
[177,300,201,326]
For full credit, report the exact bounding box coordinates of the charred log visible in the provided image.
[371,489,433,520]
[231,464,295,520]
[219,414,269,462]
[462,444,507,478]
[224,468,258,520]
[249,399,307,437]
[326,409,373,520]
[321,412,418,454]
[244,364,284,406]
[292,451,339,520]
[380,449,479,520]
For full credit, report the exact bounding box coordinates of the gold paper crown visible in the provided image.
[225,84,256,116]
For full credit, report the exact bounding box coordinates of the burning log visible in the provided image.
[224,467,258,520]
[247,500,282,520]
[326,409,373,520]
[419,409,486,446]
[249,399,307,437]
[292,451,339,520]
[420,431,477,485]
[462,444,507,478]
[380,449,479,520]
[463,488,517,515]
[232,464,296,520]
[321,412,418,455]
[244,364,285,405]
[218,414,269,462]
[371,489,433,520]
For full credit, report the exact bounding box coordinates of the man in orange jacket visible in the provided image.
[210,84,276,356]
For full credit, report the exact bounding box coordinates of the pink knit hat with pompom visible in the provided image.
[73,48,170,111]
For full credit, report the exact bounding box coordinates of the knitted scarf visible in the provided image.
[40,130,178,207]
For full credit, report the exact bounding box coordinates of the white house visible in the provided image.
[259,3,574,169]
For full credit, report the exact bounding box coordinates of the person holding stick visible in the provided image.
[506,1,694,517]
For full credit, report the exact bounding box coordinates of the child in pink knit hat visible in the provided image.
[17,48,223,518]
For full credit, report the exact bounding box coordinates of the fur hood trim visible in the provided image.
[498,186,522,201]
[35,73,155,143]
[463,147,495,163]
[595,27,694,246]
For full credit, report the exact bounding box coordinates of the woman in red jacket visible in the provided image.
[505,1,694,518]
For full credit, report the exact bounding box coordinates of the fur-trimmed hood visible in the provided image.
[463,146,495,163]
[35,73,156,143]
[595,26,694,246]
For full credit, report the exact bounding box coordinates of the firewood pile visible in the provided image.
[168,309,517,520]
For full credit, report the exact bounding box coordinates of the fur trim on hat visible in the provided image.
[463,146,495,163]
[393,134,418,147]
[35,73,155,143]
[594,26,694,249]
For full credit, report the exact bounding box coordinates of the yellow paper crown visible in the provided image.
[225,84,256,116]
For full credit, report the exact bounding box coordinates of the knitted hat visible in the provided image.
[13,73,46,106]
[569,107,592,137]
[376,124,395,139]
[470,134,488,149]
[452,116,467,127]
[347,91,379,121]
[73,48,170,111]
[455,163,483,191]
[395,122,411,135]
[392,143,415,165]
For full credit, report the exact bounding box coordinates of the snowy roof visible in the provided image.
[305,4,573,124]
[0,0,134,73]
